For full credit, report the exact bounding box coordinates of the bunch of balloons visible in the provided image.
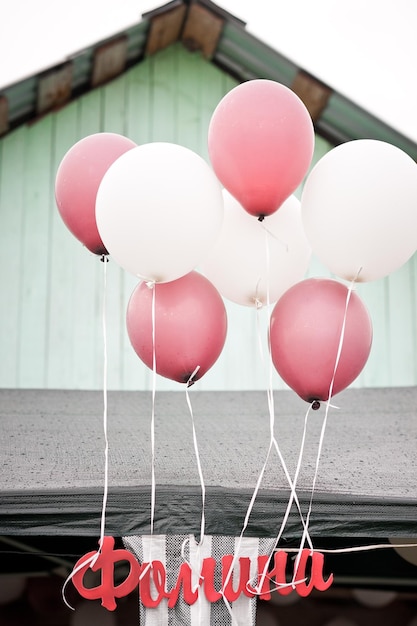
[56,135,227,384]
[55,79,417,400]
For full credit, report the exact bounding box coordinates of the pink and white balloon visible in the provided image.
[208,79,315,219]
[202,191,311,307]
[126,271,227,384]
[96,142,224,283]
[302,139,417,282]
[270,278,373,405]
[55,132,137,255]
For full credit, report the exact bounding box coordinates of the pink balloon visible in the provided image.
[55,133,137,255]
[126,271,227,384]
[269,278,372,405]
[208,79,314,219]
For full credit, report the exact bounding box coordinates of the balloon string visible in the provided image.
[61,256,110,610]
[98,255,109,551]
[149,281,156,563]
[253,576,308,597]
[254,278,264,353]
[255,229,315,594]
[231,230,312,598]
[185,366,206,546]
[292,269,362,579]
[264,228,311,549]
[179,367,205,626]
[262,402,314,567]
[62,552,98,610]
[256,389,314,594]
[265,224,312,525]
[179,419,206,626]
[220,237,272,600]
[138,281,157,581]
[260,221,288,252]
[220,594,239,626]
[283,542,417,555]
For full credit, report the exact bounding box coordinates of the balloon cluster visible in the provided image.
[55,79,417,401]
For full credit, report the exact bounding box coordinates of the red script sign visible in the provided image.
[72,536,333,610]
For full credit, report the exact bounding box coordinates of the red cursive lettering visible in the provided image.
[138,561,167,608]
[222,556,254,601]
[257,550,290,600]
[70,537,333,610]
[167,562,199,607]
[293,550,333,597]
[71,536,141,610]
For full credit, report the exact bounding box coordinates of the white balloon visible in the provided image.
[301,139,417,282]
[96,142,224,283]
[201,191,311,307]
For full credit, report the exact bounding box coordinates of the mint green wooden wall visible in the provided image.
[0,43,415,391]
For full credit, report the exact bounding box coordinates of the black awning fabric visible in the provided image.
[1,387,417,539]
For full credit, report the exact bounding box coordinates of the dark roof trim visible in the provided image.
[143,0,246,27]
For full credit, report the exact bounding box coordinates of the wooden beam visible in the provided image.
[146,5,187,56]
[92,37,128,87]
[291,71,332,122]
[0,96,9,136]
[36,63,73,115]
[182,3,224,59]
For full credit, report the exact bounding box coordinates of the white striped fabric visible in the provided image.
[123,534,276,626]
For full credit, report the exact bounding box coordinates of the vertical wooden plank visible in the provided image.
[16,117,55,388]
[100,74,134,390]
[125,60,153,145]
[199,66,224,161]
[356,280,390,388]
[0,128,26,387]
[46,101,82,388]
[410,253,417,381]
[175,46,204,154]
[386,261,417,385]
[102,72,128,133]
[148,46,179,143]
[78,88,104,135]
[71,88,109,390]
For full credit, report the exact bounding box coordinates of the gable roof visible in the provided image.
[1,0,417,160]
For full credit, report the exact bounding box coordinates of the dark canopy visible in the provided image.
[1,386,416,539]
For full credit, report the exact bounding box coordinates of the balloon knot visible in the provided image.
[257,215,265,222]
[186,365,200,387]
[311,400,321,411]
[100,254,109,263]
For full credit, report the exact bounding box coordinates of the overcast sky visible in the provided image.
[1,0,416,142]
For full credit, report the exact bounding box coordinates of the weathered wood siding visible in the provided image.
[0,43,415,391]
